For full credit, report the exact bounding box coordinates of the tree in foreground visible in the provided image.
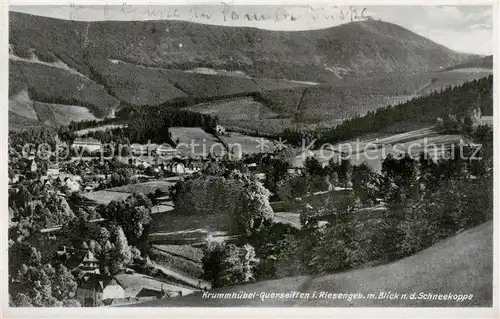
[202,240,258,288]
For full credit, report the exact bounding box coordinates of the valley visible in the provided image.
[7,8,494,310]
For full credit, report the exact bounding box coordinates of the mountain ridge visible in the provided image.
[10,11,476,81]
[9,11,489,131]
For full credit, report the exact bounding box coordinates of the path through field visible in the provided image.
[151,261,211,290]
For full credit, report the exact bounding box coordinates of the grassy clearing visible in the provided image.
[185,97,280,122]
[108,180,176,194]
[149,247,203,279]
[74,124,126,136]
[34,101,98,126]
[223,118,293,136]
[293,128,466,172]
[83,190,131,205]
[151,211,231,234]
[152,244,203,263]
[169,127,223,157]
[9,90,38,120]
[273,212,301,229]
[270,201,301,213]
[219,132,276,156]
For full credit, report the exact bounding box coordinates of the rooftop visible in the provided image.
[73,138,101,145]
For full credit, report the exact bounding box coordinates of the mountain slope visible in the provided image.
[82,17,473,80]
[130,221,493,307]
[441,55,493,72]
[10,11,475,82]
[9,11,483,130]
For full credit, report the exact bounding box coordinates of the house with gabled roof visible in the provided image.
[76,274,126,307]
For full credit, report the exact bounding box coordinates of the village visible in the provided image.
[8,124,283,307]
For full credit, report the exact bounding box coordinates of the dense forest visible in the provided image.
[127,107,218,144]
[283,75,493,146]
[68,108,220,146]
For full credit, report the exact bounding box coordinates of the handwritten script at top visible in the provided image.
[69,3,371,24]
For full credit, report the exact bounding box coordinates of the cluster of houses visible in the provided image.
[72,138,180,158]
[57,242,186,307]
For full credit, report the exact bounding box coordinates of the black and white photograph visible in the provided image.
[2,1,497,316]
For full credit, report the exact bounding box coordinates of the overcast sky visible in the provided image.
[10,4,493,55]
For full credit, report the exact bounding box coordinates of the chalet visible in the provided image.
[29,159,37,172]
[246,163,257,170]
[72,138,102,153]
[46,164,60,177]
[215,125,226,135]
[134,159,151,169]
[78,250,100,274]
[254,173,266,181]
[9,174,21,184]
[156,144,177,157]
[84,184,97,192]
[68,242,100,275]
[166,162,186,174]
[130,144,146,156]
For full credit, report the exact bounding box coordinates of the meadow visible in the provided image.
[169,127,224,157]
[107,180,176,195]
[82,190,131,205]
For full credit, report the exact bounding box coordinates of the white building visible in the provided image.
[72,138,102,153]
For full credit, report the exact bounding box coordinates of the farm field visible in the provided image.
[150,247,203,279]
[185,97,279,122]
[169,127,223,157]
[293,128,467,172]
[152,245,203,263]
[223,118,293,136]
[270,201,301,213]
[151,211,231,234]
[75,124,127,136]
[370,127,436,145]
[219,132,276,156]
[184,97,292,136]
[82,190,131,205]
